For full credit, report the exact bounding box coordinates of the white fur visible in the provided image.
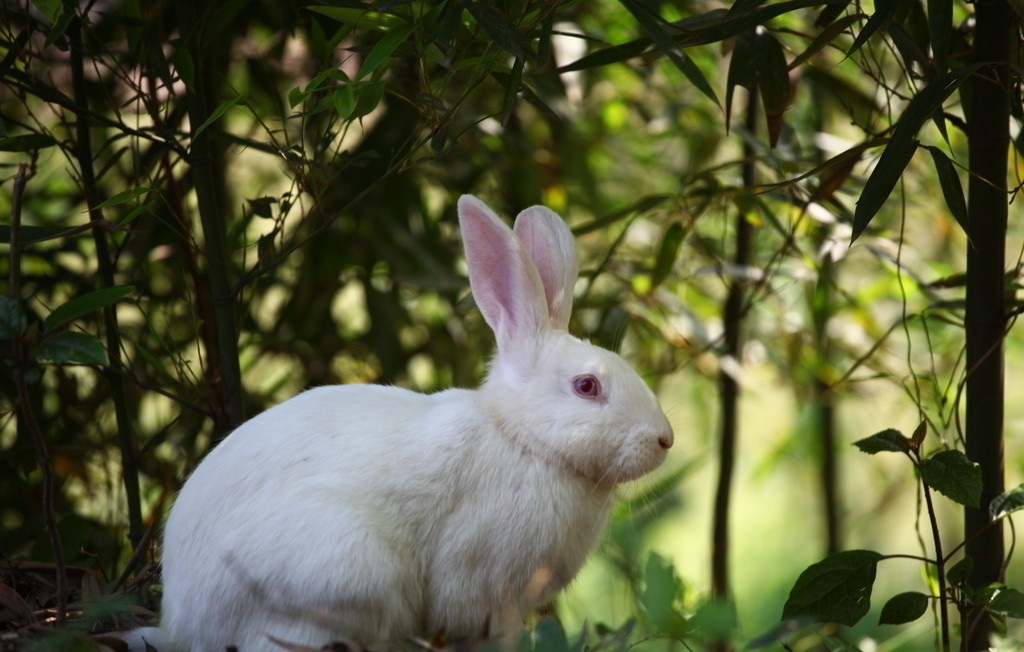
[151,196,673,651]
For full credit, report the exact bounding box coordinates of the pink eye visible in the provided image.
[572,374,602,399]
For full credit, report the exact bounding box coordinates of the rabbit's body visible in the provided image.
[153,197,673,651]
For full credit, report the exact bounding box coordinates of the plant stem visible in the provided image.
[67,17,144,549]
[963,2,1014,649]
[917,452,951,652]
[711,88,757,650]
[11,162,68,624]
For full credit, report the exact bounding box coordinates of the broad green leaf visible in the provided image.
[0,295,27,339]
[307,6,404,30]
[44,286,134,331]
[919,449,982,507]
[947,556,973,586]
[33,331,108,366]
[990,483,1024,520]
[851,64,980,241]
[924,145,968,234]
[619,0,719,107]
[193,96,242,140]
[879,591,929,625]
[352,82,385,118]
[989,587,1024,618]
[642,553,684,631]
[466,3,528,60]
[357,23,414,80]
[0,133,58,151]
[651,222,686,291]
[854,428,910,454]
[95,186,152,209]
[782,550,882,626]
[288,86,306,109]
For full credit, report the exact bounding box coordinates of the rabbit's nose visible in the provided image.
[657,426,674,450]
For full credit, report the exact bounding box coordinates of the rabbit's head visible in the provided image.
[458,195,673,487]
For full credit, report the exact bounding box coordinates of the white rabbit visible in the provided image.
[149,195,673,651]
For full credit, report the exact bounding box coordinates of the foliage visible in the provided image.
[0,0,1021,650]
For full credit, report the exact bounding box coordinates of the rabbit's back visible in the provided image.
[160,384,474,650]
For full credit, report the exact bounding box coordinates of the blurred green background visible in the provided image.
[1,0,1022,649]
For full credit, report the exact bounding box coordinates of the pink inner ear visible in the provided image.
[458,196,548,354]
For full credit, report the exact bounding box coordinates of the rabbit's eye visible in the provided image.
[572,374,602,399]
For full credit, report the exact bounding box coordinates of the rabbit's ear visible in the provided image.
[458,196,549,356]
[513,206,577,331]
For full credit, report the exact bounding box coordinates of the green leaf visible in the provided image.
[641,553,684,632]
[33,331,108,366]
[651,222,686,291]
[357,22,414,80]
[947,557,973,586]
[0,133,58,152]
[333,84,357,119]
[0,295,28,339]
[879,591,930,625]
[171,46,194,89]
[95,186,152,209]
[44,286,134,331]
[790,14,864,70]
[781,550,881,626]
[919,449,982,507]
[500,57,525,127]
[193,96,242,140]
[209,0,251,39]
[247,197,277,219]
[927,0,951,75]
[466,3,528,60]
[619,0,719,107]
[726,28,790,145]
[853,428,910,454]
[31,0,61,22]
[924,145,968,234]
[990,484,1024,520]
[307,6,404,30]
[352,81,385,118]
[852,64,981,241]
[847,0,901,56]
[989,587,1024,618]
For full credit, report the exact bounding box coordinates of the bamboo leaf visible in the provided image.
[307,6,404,30]
[619,0,719,106]
[467,3,529,60]
[501,58,525,126]
[44,286,134,331]
[651,222,687,291]
[847,0,901,56]
[0,133,58,151]
[927,0,951,74]
[96,186,152,208]
[782,550,882,626]
[193,96,241,140]
[851,64,980,241]
[357,23,414,80]
[924,145,968,234]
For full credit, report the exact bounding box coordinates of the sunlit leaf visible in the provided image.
[919,450,982,507]
[782,550,881,626]
[989,587,1024,618]
[33,331,108,366]
[44,286,134,331]
[990,484,1024,520]
[879,591,929,625]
